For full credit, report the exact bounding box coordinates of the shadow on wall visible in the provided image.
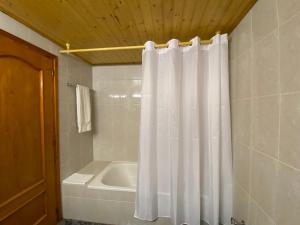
[90,90,96,134]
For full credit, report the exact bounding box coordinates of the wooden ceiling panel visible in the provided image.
[0,0,256,65]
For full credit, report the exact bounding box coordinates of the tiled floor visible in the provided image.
[58,219,103,225]
[58,218,211,225]
[57,217,172,225]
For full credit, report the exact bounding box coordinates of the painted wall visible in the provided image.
[230,0,300,224]
[92,65,141,162]
[0,11,93,180]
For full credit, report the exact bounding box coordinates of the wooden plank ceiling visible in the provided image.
[0,0,256,65]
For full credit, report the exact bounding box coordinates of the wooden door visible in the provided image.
[0,30,61,224]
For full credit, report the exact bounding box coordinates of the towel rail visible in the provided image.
[66,82,94,91]
[66,82,76,87]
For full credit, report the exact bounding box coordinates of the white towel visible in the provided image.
[76,84,92,133]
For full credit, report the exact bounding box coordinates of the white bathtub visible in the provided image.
[62,161,139,224]
[88,161,137,192]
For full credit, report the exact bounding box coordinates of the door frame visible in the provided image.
[0,29,62,222]
[53,50,62,222]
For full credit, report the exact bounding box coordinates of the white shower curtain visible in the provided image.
[135,34,232,225]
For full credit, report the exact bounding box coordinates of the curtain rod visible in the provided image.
[59,33,219,54]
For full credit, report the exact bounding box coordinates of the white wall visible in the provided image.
[92,65,142,162]
[0,11,94,180]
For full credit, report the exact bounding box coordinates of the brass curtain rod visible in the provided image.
[60,32,221,54]
[60,38,215,54]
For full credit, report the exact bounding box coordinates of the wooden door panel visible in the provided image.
[1,193,47,225]
[0,30,60,224]
[0,184,46,224]
[0,56,45,205]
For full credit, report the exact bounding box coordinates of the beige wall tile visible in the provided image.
[229,59,238,99]
[231,99,252,146]
[279,13,300,93]
[280,93,300,169]
[59,132,71,164]
[230,1,300,224]
[233,184,250,222]
[59,102,72,134]
[235,50,253,99]
[252,0,278,41]
[230,13,252,60]
[275,163,300,225]
[251,151,277,219]
[58,74,75,104]
[233,143,251,192]
[277,0,300,24]
[253,32,279,96]
[248,200,276,225]
[253,96,279,158]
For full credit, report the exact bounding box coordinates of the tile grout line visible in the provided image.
[275,0,282,164]
[250,196,277,225]
[238,141,300,173]
[232,89,300,103]
[277,3,300,27]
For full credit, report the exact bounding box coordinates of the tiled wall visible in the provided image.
[230,0,300,224]
[0,12,93,180]
[92,65,141,162]
[58,56,93,180]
